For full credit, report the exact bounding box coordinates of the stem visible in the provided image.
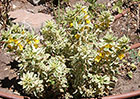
[58,0,60,26]
[137,4,139,30]
[52,0,56,21]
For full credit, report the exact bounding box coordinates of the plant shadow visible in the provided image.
[0,77,22,92]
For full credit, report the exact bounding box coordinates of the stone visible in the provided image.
[96,0,110,4]
[9,9,53,33]
[69,0,82,5]
[27,0,46,5]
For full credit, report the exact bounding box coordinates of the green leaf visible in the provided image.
[31,60,35,65]
[127,71,133,79]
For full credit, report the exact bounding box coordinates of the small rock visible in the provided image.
[12,4,17,9]
[4,67,8,71]
[9,9,53,33]
[96,0,110,4]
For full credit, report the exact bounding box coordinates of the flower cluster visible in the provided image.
[95,33,129,63]
[1,24,40,53]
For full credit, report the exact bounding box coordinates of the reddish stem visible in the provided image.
[102,90,140,99]
[130,43,140,49]
[114,8,130,21]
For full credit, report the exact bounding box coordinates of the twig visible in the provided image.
[137,4,139,30]
[0,90,30,99]
[114,8,130,21]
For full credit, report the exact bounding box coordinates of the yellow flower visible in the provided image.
[85,26,89,30]
[70,23,73,27]
[105,57,109,61]
[84,15,89,19]
[80,27,84,32]
[105,44,112,48]
[14,39,19,44]
[34,44,38,48]
[22,31,25,34]
[95,24,99,28]
[75,34,80,39]
[95,56,101,62]
[118,53,125,60]
[26,39,29,42]
[7,45,12,49]
[81,8,87,14]
[105,51,110,55]
[83,11,87,14]
[138,49,140,56]
[8,38,14,43]
[86,19,90,24]
[106,22,109,27]
[97,47,105,53]
[26,39,31,44]
[34,39,39,44]
[78,20,82,24]
[99,53,105,58]
[101,22,105,26]
[28,41,31,44]
[18,43,23,51]
[81,8,85,11]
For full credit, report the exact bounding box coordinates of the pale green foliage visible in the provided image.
[18,71,44,97]
[1,3,130,99]
[0,24,70,98]
[129,49,140,63]
[40,4,129,98]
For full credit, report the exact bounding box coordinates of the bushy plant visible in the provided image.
[1,3,130,99]
[129,48,140,63]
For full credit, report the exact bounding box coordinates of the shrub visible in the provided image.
[1,3,130,99]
